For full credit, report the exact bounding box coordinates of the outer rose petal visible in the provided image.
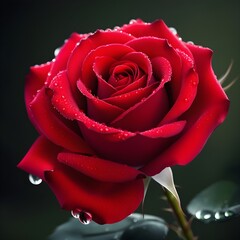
[25,62,52,126]
[122,19,193,59]
[141,45,229,176]
[17,136,61,180]
[58,152,145,182]
[30,87,93,153]
[44,166,144,224]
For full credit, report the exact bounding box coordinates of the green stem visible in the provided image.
[164,188,195,240]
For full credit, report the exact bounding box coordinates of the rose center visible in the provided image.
[108,61,142,89]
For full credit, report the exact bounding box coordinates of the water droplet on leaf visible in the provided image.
[195,210,213,222]
[29,174,42,185]
[187,180,240,223]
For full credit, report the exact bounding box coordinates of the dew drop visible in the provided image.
[54,47,61,57]
[79,211,92,225]
[184,98,189,102]
[113,26,121,31]
[71,209,80,219]
[192,80,197,86]
[29,174,42,185]
[129,19,137,24]
[224,210,234,218]
[195,210,213,221]
[214,211,225,220]
[187,41,194,44]
[169,27,177,35]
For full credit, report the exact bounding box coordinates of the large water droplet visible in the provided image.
[71,209,92,225]
[79,211,92,225]
[29,174,42,185]
[71,209,80,219]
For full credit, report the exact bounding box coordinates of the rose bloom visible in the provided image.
[18,19,229,224]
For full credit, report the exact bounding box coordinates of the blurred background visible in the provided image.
[1,0,240,239]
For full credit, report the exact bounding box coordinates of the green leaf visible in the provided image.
[187,180,240,223]
[48,213,168,240]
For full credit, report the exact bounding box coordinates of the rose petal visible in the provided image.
[81,44,135,90]
[30,86,93,153]
[159,49,199,125]
[46,33,83,94]
[110,57,172,132]
[79,122,172,167]
[58,152,145,182]
[44,166,144,224]
[121,51,152,83]
[104,84,156,110]
[140,120,186,138]
[111,75,147,97]
[93,56,117,98]
[67,31,135,86]
[77,79,124,123]
[25,62,52,124]
[127,36,182,101]
[140,46,229,176]
[17,136,61,180]
[122,19,193,59]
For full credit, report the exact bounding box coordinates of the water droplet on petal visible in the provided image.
[192,80,197,86]
[29,174,42,185]
[54,47,61,57]
[187,41,194,44]
[113,26,121,31]
[129,19,137,24]
[79,211,92,225]
[169,27,177,35]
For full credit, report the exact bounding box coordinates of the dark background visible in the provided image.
[1,0,240,239]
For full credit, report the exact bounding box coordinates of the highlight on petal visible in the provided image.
[140,121,186,138]
[152,167,180,206]
[57,152,145,183]
[44,166,144,224]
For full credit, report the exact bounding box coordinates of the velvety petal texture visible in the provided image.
[18,19,229,224]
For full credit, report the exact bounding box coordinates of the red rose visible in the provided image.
[18,19,229,224]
